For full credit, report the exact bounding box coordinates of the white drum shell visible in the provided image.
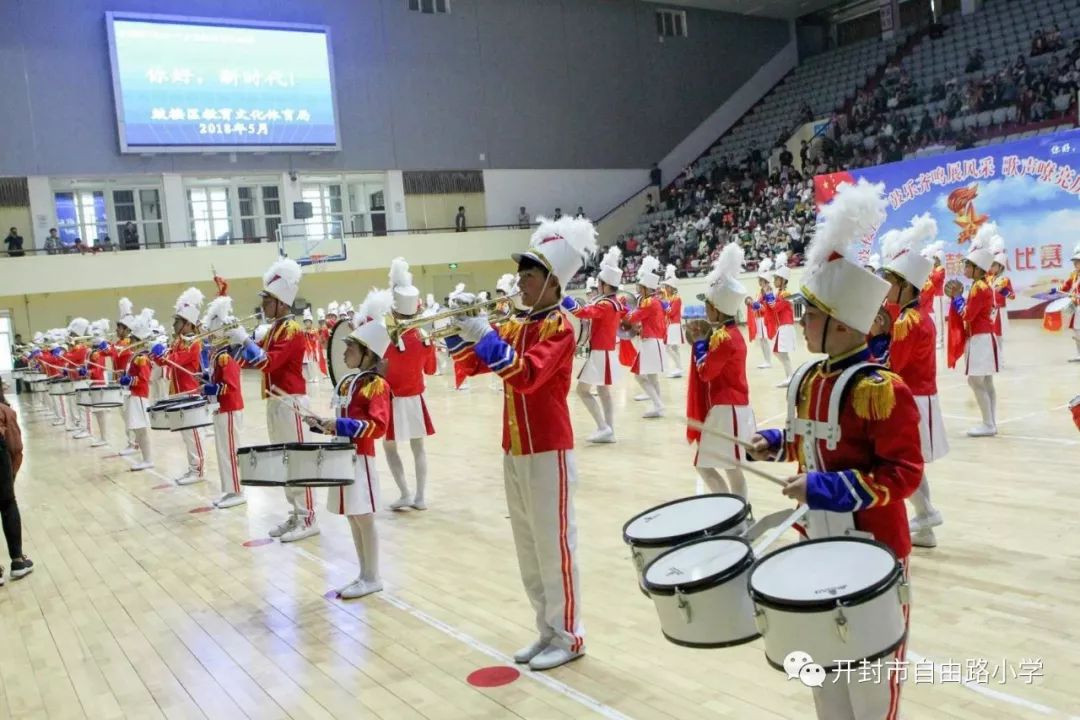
[49,380,72,396]
[72,379,91,391]
[76,388,95,406]
[90,386,124,407]
[648,569,758,647]
[239,446,288,485]
[167,401,212,431]
[286,444,357,484]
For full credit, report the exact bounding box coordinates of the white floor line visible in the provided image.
[290,547,636,720]
[905,651,1077,719]
[995,404,1068,426]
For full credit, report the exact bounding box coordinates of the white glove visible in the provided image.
[458,314,493,343]
[227,325,250,346]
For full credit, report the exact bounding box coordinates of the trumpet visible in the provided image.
[124,313,261,351]
[389,292,520,342]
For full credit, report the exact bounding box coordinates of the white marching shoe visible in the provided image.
[339,578,383,599]
[130,460,154,471]
[390,495,413,511]
[118,445,139,456]
[268,516,297,538]
[513,637,552,664]
[667,369,683,379]
[175,471,205,486]
[642,407,664,419]
[633,393,649,402]
[966,424,997,437]
[72,430,91,440]
[909,510,943,533]
[280,523,320,543]
[90,439,108,448]
[587,427,616,444]
[911,528,938,548]
[1069,355,1080,363]
[411,498,427,511]
[214,493,247,509]
[756,363,772,369]
[775,377,792,388]
[528,646,584,671]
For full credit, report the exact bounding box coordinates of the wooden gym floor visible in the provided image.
[2,319,1078,720]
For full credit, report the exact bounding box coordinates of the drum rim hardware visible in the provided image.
[748,536,903,613]
[622,493,751,548]
[642,535,755,596]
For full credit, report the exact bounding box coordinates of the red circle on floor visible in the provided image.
[323,590,340,600]
[188,506,213,514]
[467,666,520,688]
[242,538,273,548]
[151,483,171,490]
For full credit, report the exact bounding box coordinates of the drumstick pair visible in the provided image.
[266,386,325,427]
[682,417,788,488]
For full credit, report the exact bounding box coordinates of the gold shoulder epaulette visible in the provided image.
[852,370,901,421]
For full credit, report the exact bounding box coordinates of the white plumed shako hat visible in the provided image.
[701,243,749,317]
[882,213,937,288]
[349,288,395,359]
[389,256,420,316]
[512,216,597,290]
[261,257,303,307]
[173,287,205,326]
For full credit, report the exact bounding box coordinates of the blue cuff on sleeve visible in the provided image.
[335,417,366,438]
[692,339,708,366]
[473,331,516,371]
[241,341,265,364]
[764,293,776,304]
[758,428,784,451]
[806,470,875,513]
[202,383,220,396]
[444,334,471,354]
[951,296,965,313]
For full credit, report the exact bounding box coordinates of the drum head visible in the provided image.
[749,537,900,609]
[643,536,753,594]
[1047,297,1074,312]
[623,494,749,547]
[284,442,353,452]
[237,443,287,456]
[169,399,207,410]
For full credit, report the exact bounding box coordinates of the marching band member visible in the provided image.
[326,301,340,330]
[750,258,776,369]
[947,224,1000,437]
[625,255,666,418]
[86,320,112,448]
[233,258,319,542]
[201,296,246,509]
[422,293,448,377]
[301,308,319,385]
[112,299,140,455]
[153,288,207,485]
[148,319,169,402]
[566,246,624,443]
[119,309,157,471]
[921,242,947,348]
[661,265,684,378]
[384,257,437,511]
[447,216,594,672]
[313,288,393,599]
[685,242,753,499]
[63,318,91,435]
[584,276,599,302]
[989,240,1014,364]
[882,214,949,549]
[42,331,66,425]
[1055,244,1080,361]
[316,308,329,378]
[446,285,474,391]
[768,252,796,387]
[749,180,922,720]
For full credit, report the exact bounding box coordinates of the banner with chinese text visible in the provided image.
[814,129,1080,306]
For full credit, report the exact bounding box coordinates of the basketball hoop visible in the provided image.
[309,253,328,272]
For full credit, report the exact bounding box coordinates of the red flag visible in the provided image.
[946,306,966,369]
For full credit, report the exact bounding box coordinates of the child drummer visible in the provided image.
[308,288,393,600]
[749,180,923,720]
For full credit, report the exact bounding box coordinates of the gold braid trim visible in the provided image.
[360,375,387,399]
[708,325,730,350]
[852,370,900,421]
[892,309,920,342]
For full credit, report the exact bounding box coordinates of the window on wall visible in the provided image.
[54,190,108,247]
[113,189,165,249]
[237,185,282,242]
[188,187,232,246]
[301,184,344,238]
[656,9,687,38]
[407,0,449,14]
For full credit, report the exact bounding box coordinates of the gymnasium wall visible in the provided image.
[0,0,789,176]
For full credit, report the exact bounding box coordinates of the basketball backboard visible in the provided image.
[276,220,347,267]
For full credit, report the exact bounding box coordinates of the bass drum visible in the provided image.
[327,319,357,386]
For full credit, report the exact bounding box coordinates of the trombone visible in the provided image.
[389,292,520,342]
[123,313,261,352]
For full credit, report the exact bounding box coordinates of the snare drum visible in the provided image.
[642,536,759,648]
[167,399,213,431]
[238,444,289,487]
[71,379,91,392]
[285,443,356,487]
[75,387,95,407]
[623,494,751,589]
[48,378,73,396]
[90,384,124,408]
[749,537,908,672]
[148,397,196,430]
[1043,297,1074,332]
[30,378,51,393]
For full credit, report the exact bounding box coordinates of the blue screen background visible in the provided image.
[111,18,338,148]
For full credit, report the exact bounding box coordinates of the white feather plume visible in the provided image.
[263,257,303,289]
[600,245,622,270]
[389,257,413,288]
[118,297,133,318]
[174,287,205,314]
[202,295,235,330]
[807,178,887,271]
[637,255,660,282]
[67,317,90,336]
[478,291,489,302]
[970,221,999,253]
[774,252,788,270]
[529,216,598,262]
[327,301,339,314]
[664,264,677,282]
[758,257,774,274]
[585,277,598,290]
[706,242,746,287]
[884,213,938,261]
[496,273,517,295]
[357,287,394,326]
[922,240,945,260]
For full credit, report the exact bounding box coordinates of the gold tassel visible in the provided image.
[360,375,386,399]
[708,325,730,349]
[538,313,567,342]
[852,370,899,421]
[498,317,525,344]
[892,309,919,342]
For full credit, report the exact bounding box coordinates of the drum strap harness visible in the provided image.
[784,359,885,542]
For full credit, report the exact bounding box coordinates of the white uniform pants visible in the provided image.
[66,395,82,428]
[503,449,585,653]
[266,396,315,526]
[180,427,206,476]
[812,559,909,720]
[213,411,243,496]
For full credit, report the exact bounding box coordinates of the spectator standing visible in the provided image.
[455,207,467,232]
[650,163,662,189]
[44,228,60,255]
[517,206,530,228]
[121,221,139,250]
[0,383,33,585]
[553,208,563,221]
[4,228,25,257]
[575,206,586,219]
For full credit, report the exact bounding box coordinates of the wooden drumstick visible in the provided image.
[731,458,789,488]
[267,385,325,426]
[683,416,757,452]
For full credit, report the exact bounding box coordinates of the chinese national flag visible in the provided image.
[946,309,966,369]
